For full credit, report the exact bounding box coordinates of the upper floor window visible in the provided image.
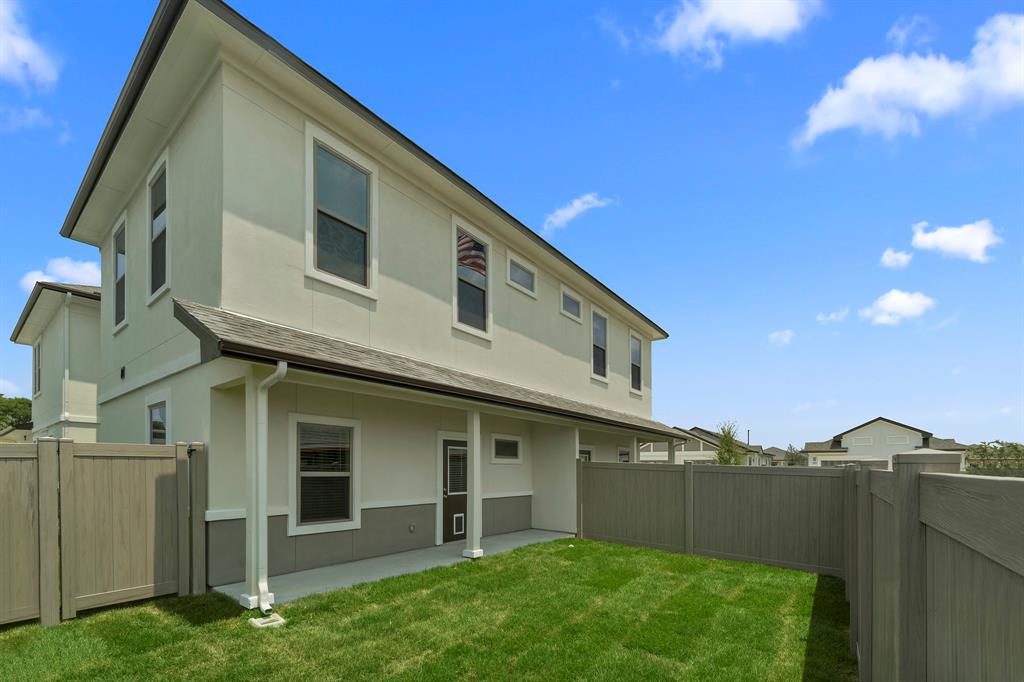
[305,122,379,299]
[453,220,491,338]
[629,332,642,393]
[148,155,168,298]
[592,309,608,379]
[560,284,582,323]
[506,252,536,298]
[114,223,127,328]
[32,342,41,396]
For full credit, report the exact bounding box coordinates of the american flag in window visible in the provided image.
[457,230,487,289]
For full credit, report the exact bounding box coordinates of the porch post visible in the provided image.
[630,435,639,463]
[463,409,483,558]
[666,438,676,465]
[241,370,260,608]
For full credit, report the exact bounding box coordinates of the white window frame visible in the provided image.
[591,305,609,383]
[886,435,910,445]
[505,250,537,299]
[852,436,874,446]
[144,389,171,445]
[578,444,594,462]
[304,120,380,301]
[111,210,129,334]
[559,284,583,324]
[32,341,41,397]
[451,216,493,341]
[145,148,170,306]
[628,329,644,396]
[287,412,362,536]
[491,433,523,464]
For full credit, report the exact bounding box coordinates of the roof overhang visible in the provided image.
[10,282,101,345]
[174,298,687,441]
[61,0,669,340]
[834,417,932,440]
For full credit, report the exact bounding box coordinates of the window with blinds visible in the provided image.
[448,447,467,494]
[297,421,353,524]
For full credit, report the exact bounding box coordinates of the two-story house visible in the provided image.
[803,417,969,469]
[10,282,101,441]
[55,0,687,611]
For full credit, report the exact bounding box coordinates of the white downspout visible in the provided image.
[255,361,287,614]
[62,292,71,436]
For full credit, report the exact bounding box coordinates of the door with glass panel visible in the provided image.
[442,440,468,542]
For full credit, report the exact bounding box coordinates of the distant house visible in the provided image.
[764,446,789,466]
[0,422,33,443]
[640,426,772,465]
[803,417,970,469]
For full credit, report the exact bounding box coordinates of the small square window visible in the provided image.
[560,285,582,322]
[506,253,536,297]
[617,448,631,463]
[492,435,522,464]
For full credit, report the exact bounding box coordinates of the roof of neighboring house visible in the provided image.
[173,299,690,441]
[802,420,971,454]
[10,281,102,344]
[60,0,668,340]
[802,439,846,453]
[834,416,933,439]
[764,446,788,461]
[927,437,972,451]
[688,426,763,454]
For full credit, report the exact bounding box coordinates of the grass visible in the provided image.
[0,539,856,681]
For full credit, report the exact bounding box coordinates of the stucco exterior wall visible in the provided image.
[840,421,925,458]
[30,310,63,431]
[531,423,578,532]
[579,429,634,463]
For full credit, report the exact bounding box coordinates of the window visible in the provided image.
[592,309,608,379]
[148,159,168,297]
[629,332,642,393]
[32,342,41,396]
[114,223,126,328]
[506,252,536,297]
[560,285,582,323]
[315,143,370,286]
[617,448,631,463]
[148,402,167,444]
[886,435,910,445]
[453,221,491,337]
[578,447,593,462]
[288,414,361,535]
[852,436,874,446]
[492,434,523,464]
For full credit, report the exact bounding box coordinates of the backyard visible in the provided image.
[0,539,856,681]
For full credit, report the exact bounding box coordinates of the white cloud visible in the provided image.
[859,288,936,325]
[796,14,1024,147]
[0,104,48,132]
[19,257,101,292]
[542,193,613,236]
[816,308,848,324]
[911,219,1002,263]
[930,313,959,330]
[0,378,21,396]
[1000,405,1014,415]
[0,0,59,91]
[886,15,936,51]
[653,0,821,67]
[597,15,634,49]
[768,329,794,346]
[880,247,913,269]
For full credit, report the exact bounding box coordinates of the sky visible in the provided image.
[0,0,1021,448]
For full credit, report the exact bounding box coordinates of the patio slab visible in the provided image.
[214,529,572,605]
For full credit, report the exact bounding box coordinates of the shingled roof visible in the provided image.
[173,299,690,440]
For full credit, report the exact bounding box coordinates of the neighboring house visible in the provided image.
[0,422,33,443]
[687,427,773,466]
[52,0,689,611]
[9,282,100,441]
[639,427,716,464]
[765,446,789,466]
[803,417,970,469]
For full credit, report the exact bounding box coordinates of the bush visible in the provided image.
[964,441,1024,477]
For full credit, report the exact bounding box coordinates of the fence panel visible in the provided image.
[869,473,896,682]
[0,443,41,625]
[578,462,686,551]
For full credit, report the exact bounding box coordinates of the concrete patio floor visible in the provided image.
[214,529,572,605]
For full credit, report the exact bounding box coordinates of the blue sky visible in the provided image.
[0,0,1021,447]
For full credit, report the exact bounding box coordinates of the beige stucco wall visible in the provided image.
[531,423,578,532]
[840,421,925,458]
[30,309,63,430]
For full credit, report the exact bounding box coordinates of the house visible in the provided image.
[9,282,101,441]
[49,0,690,612]
[802,417,970,469]
[639,427,716,464]
[687,426,772,466]
[764,446,789,466]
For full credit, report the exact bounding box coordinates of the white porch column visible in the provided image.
[666,438,677,465]
[463,409,484,559]
[630,435,639,463]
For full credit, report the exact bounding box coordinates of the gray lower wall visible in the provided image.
[483,495,532,537]
[207,496,534,587]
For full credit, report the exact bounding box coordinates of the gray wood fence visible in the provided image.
[0,438,207,627]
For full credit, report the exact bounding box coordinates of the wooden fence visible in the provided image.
[576,456,1024,680]
[0,438,207,627]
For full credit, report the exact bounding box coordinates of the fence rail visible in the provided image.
[0,439,206,627]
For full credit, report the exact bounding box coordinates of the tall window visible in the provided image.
[148,402,167,444]
[149,167,167,294]
[114,224,126,327]
[297,421,353,525]
[629,333,642,392]
[592,310,607,378]
[32,342,41,395]
[314,143,370,286]
[456,228,488,332]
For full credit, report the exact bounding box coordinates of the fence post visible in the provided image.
[845,466,858,657]
[684,462,694,554]
[175,443,190,596]
[892,451,961,681]
[189,442,207,594]
[36,438,60,626]
[576,457,583,538]
[857,464,874,682]
[58,438,76,620]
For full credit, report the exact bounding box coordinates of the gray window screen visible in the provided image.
[298,422,353,524]
[315,143,370,286]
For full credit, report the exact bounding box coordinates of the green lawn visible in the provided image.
[0,539,856,681]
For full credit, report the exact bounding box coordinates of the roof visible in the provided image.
[833,417,932,439]
[60,0,668,340]
[688,426,763,454]
[803,417,968,453]
[764,446,788,460]
[802,439,846,453]
[173,299,689,440]
[10,282,102,344]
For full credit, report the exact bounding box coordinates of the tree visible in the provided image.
[0,394,32,431]
[716,421,743,465]
[964,441,1024,478]
[785,444,807,467]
